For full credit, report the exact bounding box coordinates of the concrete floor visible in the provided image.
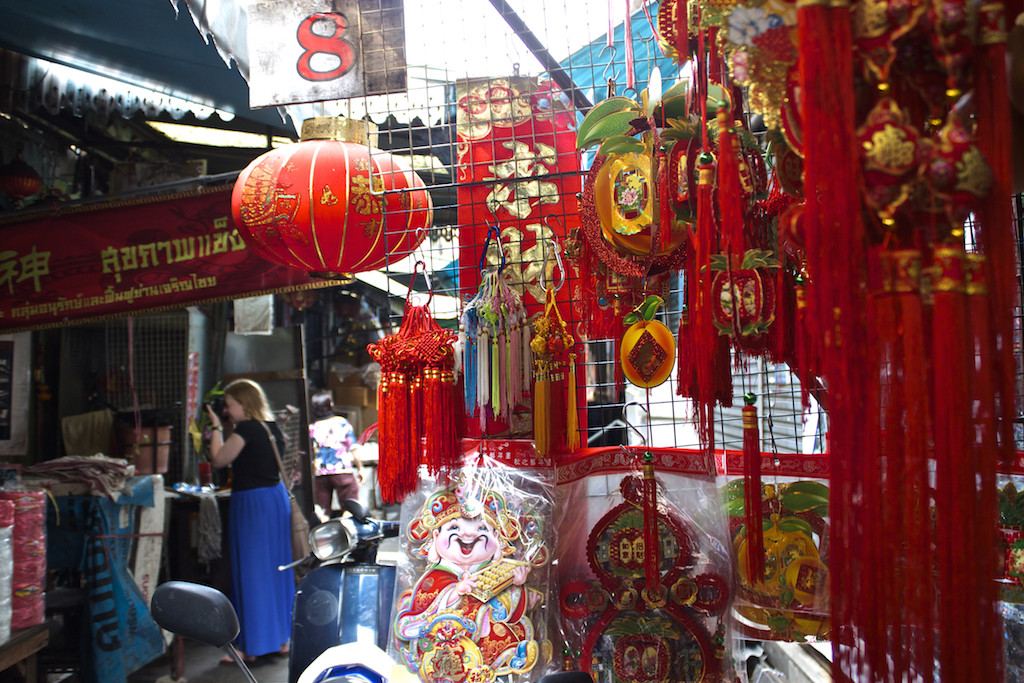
[126,638,290,683]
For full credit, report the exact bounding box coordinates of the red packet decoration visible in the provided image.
[620,295,675,389]
[723,478,831,641]
[558,472,730,681]
[393,467,552,682]
[367,278,460,503]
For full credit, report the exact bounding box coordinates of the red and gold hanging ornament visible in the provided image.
[620,295,676,389]
[530,254,578,456]
[231,117,431,278]
[366,266,460,503]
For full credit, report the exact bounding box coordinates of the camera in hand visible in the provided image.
[205,396,226,418]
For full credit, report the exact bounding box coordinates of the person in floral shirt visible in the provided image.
[309,390,363,519]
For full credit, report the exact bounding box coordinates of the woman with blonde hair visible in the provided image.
[206,378,294,662]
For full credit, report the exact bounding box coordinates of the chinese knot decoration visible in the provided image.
[367,290,460,503]
[231,117,431,278]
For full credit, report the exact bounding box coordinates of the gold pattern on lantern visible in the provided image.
[350,175,383,216]
[320,185,339,206]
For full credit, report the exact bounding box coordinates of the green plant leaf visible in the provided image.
[623,312,640,325]
[725,497,746,517]
[577,109,642,150]
[662,77,690,101]
[598,135,646,156]
[783,481,830,499]
[722,479,746,500]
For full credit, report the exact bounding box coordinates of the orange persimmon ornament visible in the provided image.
[621,295,676,388]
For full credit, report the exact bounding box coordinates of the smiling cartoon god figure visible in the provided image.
[394,478,546,682]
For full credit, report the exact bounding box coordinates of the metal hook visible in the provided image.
[479,224,507,273]
[540,238,565,293]
[599,44,621,94]
[622,401,650,448]
[409,259,433,306]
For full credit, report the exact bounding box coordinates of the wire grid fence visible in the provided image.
[311,0,826,458]
[103,311,189,482]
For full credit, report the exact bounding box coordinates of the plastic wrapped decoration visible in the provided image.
[460,226,533,434]
[722,475,831,641]
[0,489,47,630]
[554,447,733,682]
[392,454,554,682]
[0,500,12,645]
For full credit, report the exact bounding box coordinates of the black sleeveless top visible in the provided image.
[230,420,286,492]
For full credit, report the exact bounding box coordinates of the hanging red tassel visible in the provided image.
[641,451,661,593]
[716,105,746,254]
[741,393,764,583]
[929,246,973,683]
[368,301,460,503]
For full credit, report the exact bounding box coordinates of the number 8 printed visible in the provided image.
[296,13,355,82]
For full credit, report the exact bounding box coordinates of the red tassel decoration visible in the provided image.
[367,301,460,503]
[692,151,719,453]
[716,105,746,255]
[641,452,661,593]
[741,393,764,583]
[929,246,973,683]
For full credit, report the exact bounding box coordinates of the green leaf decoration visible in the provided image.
[598,135,646,156]
[762,518,774,532]
[707,83,731,114]
[768,615,792,634]
[623,312,640,325]
[662,78,690,101]
[722,479,746,500]
[778,517,815,537]
[640,295,664,321]
[779,589,796,608]
[655,93,689,121]
[725,497,746,517]
[779,491,830,513]
[740,249,781,270]
[577,108,642,150]
[783,481,830,499]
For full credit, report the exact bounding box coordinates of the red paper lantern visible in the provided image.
[231,117,431,278]
[0,155,42,200]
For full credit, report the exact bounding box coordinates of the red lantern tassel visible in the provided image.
[409,373,423,478]
[741,395,764,583]
[693,153,719,452]
[641,453,661,592]
[676,303,697,399]
[380,372,412,504]
[658,150,673,254]
[930,246,973,683]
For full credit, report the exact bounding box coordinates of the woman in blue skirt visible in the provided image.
[206,378,295,662]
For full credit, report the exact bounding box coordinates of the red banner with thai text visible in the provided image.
[0,186,334,333]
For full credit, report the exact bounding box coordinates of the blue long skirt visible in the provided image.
[228,482,295,656]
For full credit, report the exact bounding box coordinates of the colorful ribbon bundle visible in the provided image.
[460,268,532,433]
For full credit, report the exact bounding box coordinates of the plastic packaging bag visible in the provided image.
[391,453,555,681]
[553,447,734,682]
[0,500,14,645]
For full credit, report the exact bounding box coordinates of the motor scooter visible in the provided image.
[283,498,400,683]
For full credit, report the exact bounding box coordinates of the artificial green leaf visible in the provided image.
[598,135,646,156]
[577,109,642,150]
[722,479,746,500]
[640,295,665,321]
[662,77,690,101]
[725,497,746,517]
[778,517,815,536]
[623,313,640,325]
[783,481,830,499]
[780,491,830,513]
[779,589,796,607]
[707,82,731,113]
[762,518,774,532]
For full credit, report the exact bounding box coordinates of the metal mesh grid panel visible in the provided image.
[103,311,188,482]
[302,0,826,455]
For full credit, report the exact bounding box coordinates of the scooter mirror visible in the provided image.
[151,581,240,648]
[341,498,369,524]
[310,518,354,562]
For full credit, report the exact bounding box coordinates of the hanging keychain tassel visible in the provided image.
[742,392,765,583]
[642,451,661,593]
[566,351,579,451]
